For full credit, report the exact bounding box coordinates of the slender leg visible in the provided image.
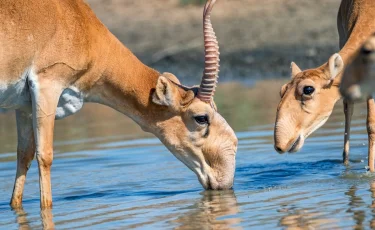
[29,76,62,208]
[367,96,375,172]
[10,109,36,208]
[343,99,354,165]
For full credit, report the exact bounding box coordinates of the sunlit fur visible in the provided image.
[341,34,375,100]
[274,0,375,155]
[1,0,237,209]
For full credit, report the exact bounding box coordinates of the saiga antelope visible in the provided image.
[0,0,237,209]
[274,0,375,170]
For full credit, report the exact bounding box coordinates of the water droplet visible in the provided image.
[361,160,364,163]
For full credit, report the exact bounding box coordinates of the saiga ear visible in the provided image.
[290,62,302,78]
[152,76,177,106]
[162,72,181,85]
[326,53,344,80]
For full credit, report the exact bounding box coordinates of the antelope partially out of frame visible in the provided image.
[1,0,237,209]
[341,33,375,100]
[274,0,375,170]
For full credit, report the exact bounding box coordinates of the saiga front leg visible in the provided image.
[367,96,375,172]
[343,99,354,165]
[29,74,62,208]
[10,109,35,208]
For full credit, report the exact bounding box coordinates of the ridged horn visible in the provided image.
[196,0,220,103]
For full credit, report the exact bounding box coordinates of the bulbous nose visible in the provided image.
[274,144,286,154]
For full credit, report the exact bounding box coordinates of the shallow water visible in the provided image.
[1,81,375,229]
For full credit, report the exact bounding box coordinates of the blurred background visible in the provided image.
[88,0,341,81]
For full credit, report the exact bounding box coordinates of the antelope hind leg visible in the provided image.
[10,109,36,208]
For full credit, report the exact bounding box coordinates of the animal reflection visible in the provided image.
[172,190,241,230]
[278,183,375,229]
[279,209,339,230]
[13,208,54,230]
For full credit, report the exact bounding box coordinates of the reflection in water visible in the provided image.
[14,208,30,230]
[40,209,55,230]
[279,209,339,230]
[277,181,375,230]
[13,208,54,230]
[173,190,241,230]
[278,184,372,229]
[345,185,365,229]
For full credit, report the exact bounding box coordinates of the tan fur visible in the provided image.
[2,0,237,209]
[274,0,375,170]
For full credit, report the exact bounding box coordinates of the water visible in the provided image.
[0,81,375,229]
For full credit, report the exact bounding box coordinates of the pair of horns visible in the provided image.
[196,0,220,103]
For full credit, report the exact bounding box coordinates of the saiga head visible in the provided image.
[274,54,344,153]
[146,0,237,190]
[341,34,375,101]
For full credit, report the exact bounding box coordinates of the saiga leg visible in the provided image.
[367,96,375,172]
[29,75,62,208]
[343,99,354,165]
[10,109,36,208]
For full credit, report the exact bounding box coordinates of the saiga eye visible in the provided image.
[361,47,374,55]
[194,115,209,125]
[303,86,315,95]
